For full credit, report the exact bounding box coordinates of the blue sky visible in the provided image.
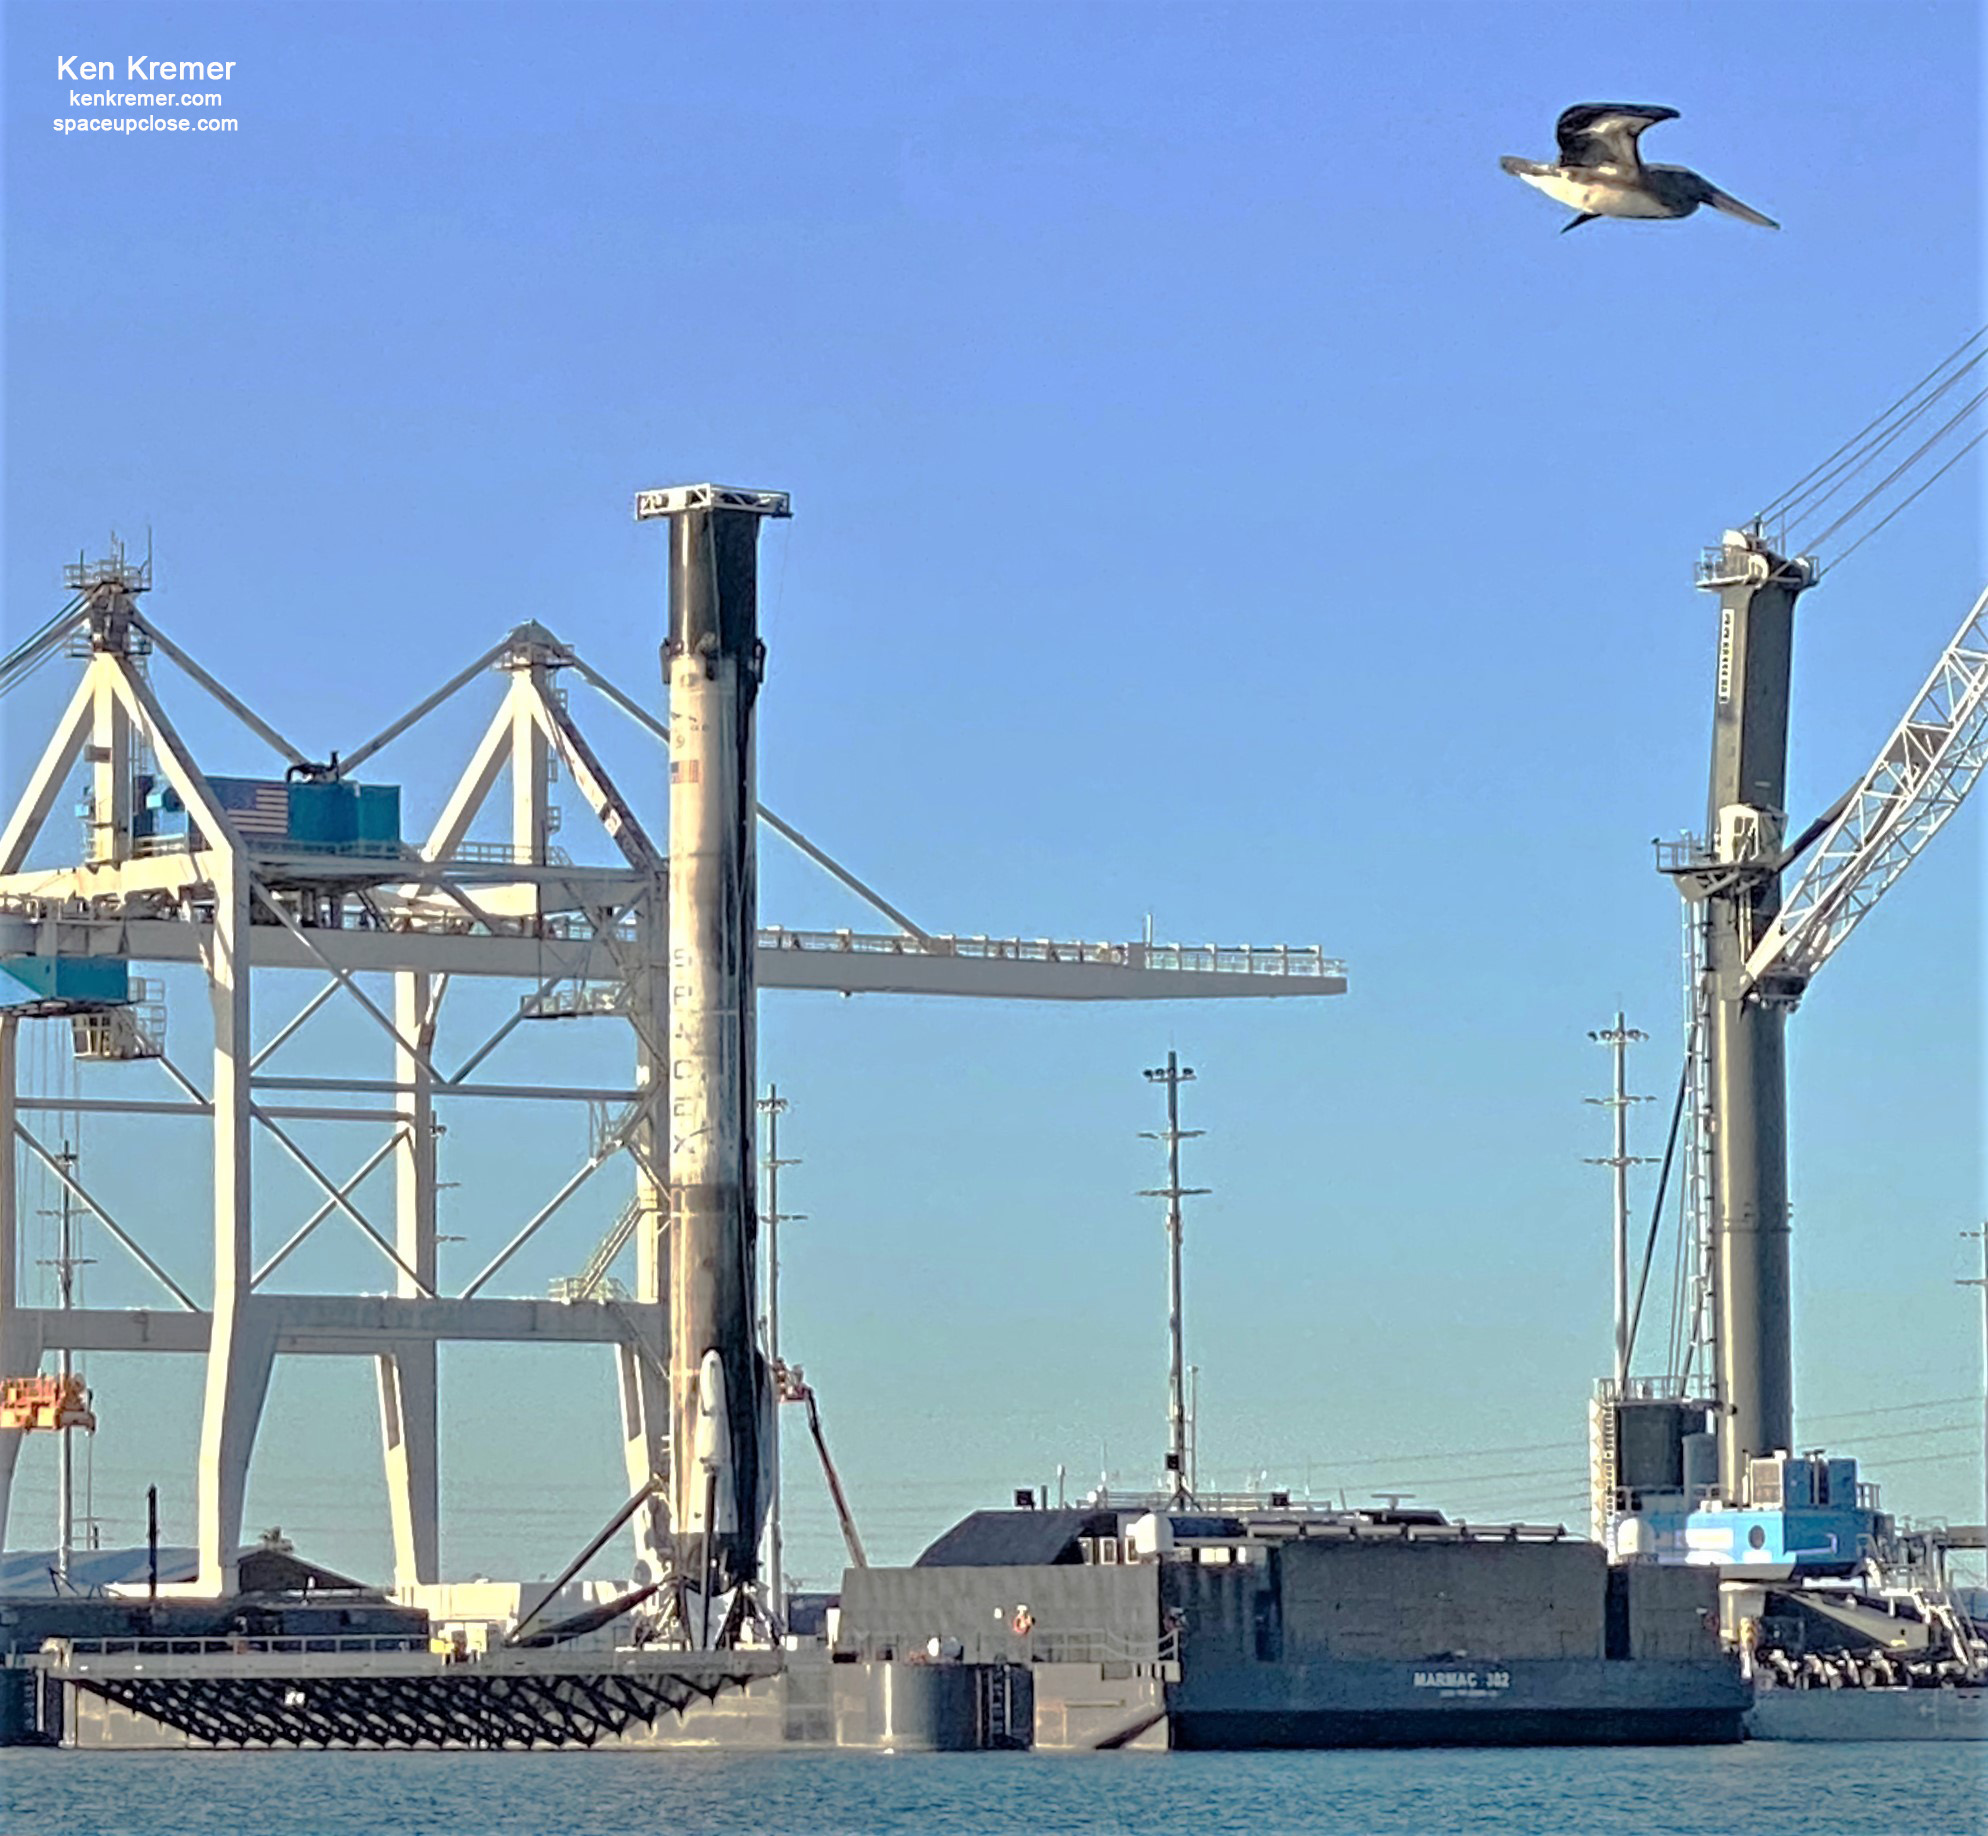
[3,1,1982,1588]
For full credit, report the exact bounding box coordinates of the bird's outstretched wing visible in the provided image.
[1555,103,1679,171]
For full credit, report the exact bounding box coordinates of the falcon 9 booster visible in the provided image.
[637,483,791,1629]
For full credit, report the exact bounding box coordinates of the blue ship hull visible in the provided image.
[1169,1656,1748,1748]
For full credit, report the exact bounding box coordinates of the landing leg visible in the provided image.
[377,1346,440,1587]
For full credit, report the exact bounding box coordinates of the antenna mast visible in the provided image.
[1142,1051,1208,1508]
[36,1140,94,1589]
[757,1085,803,1623]
[1964,1225,1987,1580]
[1586,1016,1653,1387]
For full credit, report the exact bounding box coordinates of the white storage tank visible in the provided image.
[1127,1513,1175,1560]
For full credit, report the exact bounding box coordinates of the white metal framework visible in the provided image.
[1744,583,1988,999]
[635,485,792,521]
[0,548,1343,1595]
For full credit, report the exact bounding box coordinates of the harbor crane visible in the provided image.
[1594,338,1988,1572]
[0,501,1344,1625]
[1666,539,1987,1504]
[1593,335,1985,1571]
[1595,544,1985,1572]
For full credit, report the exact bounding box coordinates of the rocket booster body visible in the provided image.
[660,496,784,1612]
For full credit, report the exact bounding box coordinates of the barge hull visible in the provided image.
[1747,1685,1988,1742]
[1168,1657,1748,1749]
[1173,1708,1739,1747]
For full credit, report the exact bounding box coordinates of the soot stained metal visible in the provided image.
[640,483,791,1630]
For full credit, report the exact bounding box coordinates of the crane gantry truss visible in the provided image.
[1745,583,1988,1000]
[0,554,1343,1593]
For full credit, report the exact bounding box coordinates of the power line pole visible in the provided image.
[1142,1052,1207,1508]
[1586,1016,1654,1388]
[757,1087,803,1627]
[1187,1363,1200,1499]
[1963,1226,1987,1569]
[36,1140,93,1589]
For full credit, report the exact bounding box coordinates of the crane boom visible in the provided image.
[1745,583,1988,999]
[799,1385,869,1572]
[776,1362,869,1571]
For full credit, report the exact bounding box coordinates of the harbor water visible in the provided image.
[3,1744,1982,1835]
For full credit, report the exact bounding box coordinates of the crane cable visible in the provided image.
[1778,357,1986,543]
[1750,326,1988,572]
[1623,1054,1689,1375]
[1755,324,1985,527]
[0,593,88,698]
[1821,422,1988,573]
[1662,1054,1693,1381]
[1800,384,1988,557]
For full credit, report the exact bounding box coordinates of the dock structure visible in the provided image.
[19,1638,781,1750]
[3,1496,1754,1753]
[0,516,1345,1613]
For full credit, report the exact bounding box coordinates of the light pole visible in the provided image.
[1188,1363,1200,1499]
[1142,1053,1208,1508]
[1586,1016,1653,1388]
[758,1086,803,1628]
[36,1141,93,1588]
[1963,1226,1987,1578]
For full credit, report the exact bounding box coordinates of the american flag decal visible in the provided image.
[671,760,701,786]
[207,777,291,836]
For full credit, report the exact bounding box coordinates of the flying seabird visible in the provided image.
[1501,104,1779,233]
